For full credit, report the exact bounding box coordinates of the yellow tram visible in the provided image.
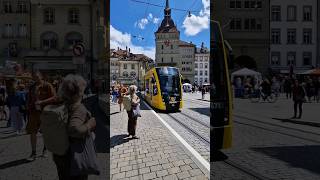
[212,21,233,150]
[143,67,183,112]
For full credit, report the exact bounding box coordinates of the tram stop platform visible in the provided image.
[109,100,209,180]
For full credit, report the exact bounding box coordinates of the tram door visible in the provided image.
[211,21,233,150]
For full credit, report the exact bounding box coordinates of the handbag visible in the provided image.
[69,132,100,176]
[133,103,141,117]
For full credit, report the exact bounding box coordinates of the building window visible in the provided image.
[195,71,198,76]
[161,45,163,49]
[171,57,173,63]
[4,24,13,38]
[3,1,12,13]
[124,64,127,69]
[287,29,296,44]
[230,18,241,30]
[271,29,281,44]
[270,52,280,66]
[205,63,208,69]
[200,71,203,76]
[171,44,173,49]
[200,63,203,68]
[17,1,27,13]
[69,8,80,24]
[303,52,312,66]
[256,19,262,30]
[303,29,312,44]
[161,58,163,62]
[287,6,297,21]
[65,32,83,48]
[130,71,136,77]
[123,71,128,77]
[230,0,241,9]
[244,1,250,8]
[131,64,135,69]
[44,8,55,24]
[18,24,27,38]
[287,52,296,66]
[244,19,250,30]
[41,32,58,49]
[205,71,208,76]
[303,6,312,21]
[271,6,281,21]
[195,63,198,68]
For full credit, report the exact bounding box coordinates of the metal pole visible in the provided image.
[90,1,94,90]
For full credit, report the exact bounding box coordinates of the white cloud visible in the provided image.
[182,0,210,36]
[153,17,160,24]
[148,13,153,20]
[136,18,149,29]
[135,13,161,29]
[110,25,155,59]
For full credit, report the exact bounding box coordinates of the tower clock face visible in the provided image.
[164,40,170,46]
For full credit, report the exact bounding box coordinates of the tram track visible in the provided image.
[184,98,320,139]
[165,113,210,146]
[171,99,273,179]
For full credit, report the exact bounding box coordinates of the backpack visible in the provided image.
[40,104,69,155]
[123,95,132,111]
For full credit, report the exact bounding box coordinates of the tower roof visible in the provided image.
[156,0,178,33]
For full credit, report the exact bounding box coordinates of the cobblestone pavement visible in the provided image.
[0,95,109,180]
[191,92,320,179]
[110,101,208,180]
[156,93,210,162]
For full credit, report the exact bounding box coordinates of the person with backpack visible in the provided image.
[5,79,25,135]
[26,71,56,161]
[50,74,97,180]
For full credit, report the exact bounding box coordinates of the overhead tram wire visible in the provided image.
[130,0,200,13]
[176,0,199,26]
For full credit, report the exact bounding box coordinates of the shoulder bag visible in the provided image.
[69,112,100,176]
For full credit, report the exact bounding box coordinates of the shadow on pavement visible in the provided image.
[83,95,109,154]
[0,159,30,170]
[251,145,320,175]
[212,150,228,162]
[272,118,320,128]
[110,134,130,148]
[190,108,210,117]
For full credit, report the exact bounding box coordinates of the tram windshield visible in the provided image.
[156,67,180,96]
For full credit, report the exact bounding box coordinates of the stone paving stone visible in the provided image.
[139,167,151,174]
[143,172,157,180]
[163,174,179,180]
[176,171,191,179]
[113,172,126,179]
[150,165,163,172]
[110,102,207,180]
[125,169,138,178]
[157,169,169,177]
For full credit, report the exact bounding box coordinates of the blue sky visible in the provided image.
[110,0,210,59]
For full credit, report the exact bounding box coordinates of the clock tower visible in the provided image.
[155,0,180,67]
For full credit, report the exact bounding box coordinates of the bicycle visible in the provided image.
[248,88,277,103]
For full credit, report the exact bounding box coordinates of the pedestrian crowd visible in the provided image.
[0,71,100,180]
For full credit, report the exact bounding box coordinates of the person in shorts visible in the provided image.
[26,71,56,161]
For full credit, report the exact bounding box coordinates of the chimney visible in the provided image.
[201,42,204,48]
[126,46,128,51]
[118,47,120,51]
[129,48,131,53]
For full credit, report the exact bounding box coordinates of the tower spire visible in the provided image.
[165,0,169,9]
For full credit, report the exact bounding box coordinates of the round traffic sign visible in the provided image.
[73,43,85,56]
